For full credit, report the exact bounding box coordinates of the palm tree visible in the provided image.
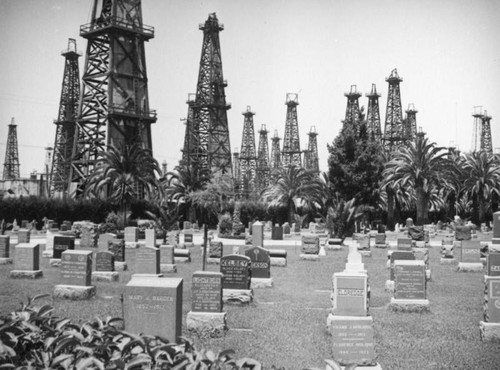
[261,166,326,223]
[84,144,162,227]
[383,135,456,225]
[460,151,500,224]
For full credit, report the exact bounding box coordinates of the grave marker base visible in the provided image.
[160,263,177,273]
[326,244,343,251]
[222,289,253,305]
[479,321,500,342]
[0,258,13,265]
[389,298,430,312]
[125,242,140,249]
[457,262,483,272]
[384,280,394,293]
[251,277,273,289]
[49,259,62,267]
[359,251,372,257]
[53,285,96,300]
[270,257,287,267]
[206,257,220,264]
[300,254,319,261]
[186,311,227,338]
[115,262,128,271]
[92,271,119,282]
[42,250,53,258]
[10,270,43,279]
[440,258,456,265]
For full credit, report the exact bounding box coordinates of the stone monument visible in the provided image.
[390,260,429,312]
[160,245,177,273]
[220,254,252,304]
[245,246,272,288]
[10,243,42,279]
[54,250,95,299]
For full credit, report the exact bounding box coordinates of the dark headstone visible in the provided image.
[209,241,223,258]
[271,225,283,240]
[21,220,29,229]
[302,235,320,254]
[191,271,223,313]
[0,235,10,258]
[394,260,426,300]
[487,253,500,277]
[53,236,75,259]
[220,255,251,290]
[108,239,125,262]
[60,250,92,286]
[455,225,472,241]
[245,246,271,278]
[493,211,500,239]
[283,222,291,235]
[135,247,160,275]
[375,233,386,245]
[183,232,193,243]
[183,221,192,230]
[96,251,115,272]
[14,243,39,270]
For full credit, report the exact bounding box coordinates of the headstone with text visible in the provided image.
[302,235,320,254]
[98,233,117,250]
[460,240,481,263]
[191,271,223,313]
[390,251,415,280]
[95,251,115,272]
[135,247,160,275]
[124,227,138,243]
[271,224,283,240]
[220,255,251,290]
[397,238,413,251]
[53,236,75,259]
[160,245,177,273]
[487,253,500,277]
[332,272,368,316]
[60,250,93,286]
[245,246,271,279]
[394,260,426,300]
[145,229,157,248]
[252,221,264,248]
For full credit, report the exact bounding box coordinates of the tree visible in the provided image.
[383,135,455,225]
[261,166,326,223]
[460,151,500,224]
[84,144,162,227]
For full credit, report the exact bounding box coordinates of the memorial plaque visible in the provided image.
[191,271,223,312]
[487,278,500,323]
[108,239,125,262]
[487,253,500,277]
[333,273,368,316]
[271,225,283,240]
[135,247,160,274]
[252,221,264,248]
[160,245,175,265]
[390,251,415,280]
[98,233,117,250]
[60,250,92,286]
[461,240,481,263]
[124,276,183,341]
[245,246,271,278]
[493,211,500,239]
[302,235,320,254]
[96,251,114,272]
[220,255,251,290]
[331,318,376,366]
[124,227,138,243]
[184,233,193,243]
[0,235,10,258]
[14,243,39,270]
[17,229,30,243]
[394,260,426,300]
[397,238,413,251]
[145,229,157,248]
[375,233,386,245]
[209,241,223,258]
[53,236,75,259]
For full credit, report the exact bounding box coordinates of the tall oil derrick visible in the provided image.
[180,94,197,168]
[3,118,20,180]
[366,83,382,138]
[270,130,282,176]
[256,124,271,192]
[69,0,157,193]
[383,68,404,150]
[232,148,240,191]
[481,111,493,153]
[238,106,257,198]
[343,85,362,132]
[471,106,484,153]
[191,13,232,177]
[281,93,302,168]
[304,126,319,175]
[50,38,81,197]
[404,103,418,142]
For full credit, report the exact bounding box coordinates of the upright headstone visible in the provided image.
[17,229,30,243]
[390,260,429,311]
[183,221,192,230]
[53,236,75,259]
[181,230,194,248]
[374,233,387,248]
[10,243,42,279]
[124,276,183,342]
[98,233,117,250]
[271,224,283,240]
[245,246,272,288]
[487,253,500,277]
[283,222,291,235]
[220,255,252,304]
[166,232,179,247]
[492,211,500,245]
[145,229,157,248]
[135,247,161,276]
[397,238,413,251]
[160,245,177,273]
[0,235,11,264]
[252,221,264,248]
[96,251,115,272]
[458,240,483,272]
[332,272,369,316]
[124,227,138,243]
[208,241,223,259]
[455,225,472,241]
[301,235,320,261]
[54,250,95,299]
[389,251,415,280]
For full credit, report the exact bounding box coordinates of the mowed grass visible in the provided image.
[1,232,500,369]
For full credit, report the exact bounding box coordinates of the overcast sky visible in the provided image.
[0,0,499,177]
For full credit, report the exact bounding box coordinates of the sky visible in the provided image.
[0,0,499,177]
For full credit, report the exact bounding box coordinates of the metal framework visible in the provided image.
[50,38,81,197]
[366,83,382,138]
[69,0,156,194]
[481,111,493,154]
[343,85,362,132]
[180,94,197,168]
[3,118,20,180]
[383,68,404,150]
[238,106,257,198]
[256,124,270,192]
[232,148,240,187]
[471,106,484,153]
[281,93,302,168]
[404,103,418,143]
[270,130,282,176]
[190,13,232,176]
[304,126,319,175]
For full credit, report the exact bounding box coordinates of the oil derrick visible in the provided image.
[191,13,232,176]
[343,85,362,132]
[404,103,418,142]
[282,93,302,168]
[3,118,20,180]
[69,0,157,193]
[304,126,319,175]
[270,130,282,176]
[471,106,484,153]
[366,83,382,138]
[238,106,257,198]
[481,111,493,153]
[383,68,404,150]
[256,124,270,192]
[50,38,81,197]
[180,94,197,168]
[233,148,240,191]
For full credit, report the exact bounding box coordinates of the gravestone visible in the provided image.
[220,255,251,290]
[208,241,223,258]
[397,238,413,251]
[357,235,370,256]
[182,230,194,248]
[124,226,138,243]
[191,271,223,312]
[21,220,29,229]
[245,246,271,280]
[493,211,500,244]
[461,240,481,263]
[53,236,75,259]
[248,221,253,235]
[481,276,500,341]
[390,251,415,280]
[394,260,426,300]
[408,225,424,241]
[455,225,472,241]
[301,235,320,260]
[124,276,183,342]
[265,221,272,231]
[17,229,30,243]
[293,222,301,234]
[283,222,291,235]
[160,245,177,273]
[0,236,11,264]
[252,221,264,248]
[54,250,96,299]
[487,253,500,277]
[135,247,161,276]
[332,272,368,316]
[80,225,98,248]
[145,229,157,248]
[183,221,192,230]
[98,233,117,250]
[96,251,115,271]
[271,224,283,240]
[11,243,42,278]
[375,233,386,246]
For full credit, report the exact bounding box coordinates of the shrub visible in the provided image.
[218,213,233,236]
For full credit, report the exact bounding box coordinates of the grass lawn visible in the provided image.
[1,232,499,369]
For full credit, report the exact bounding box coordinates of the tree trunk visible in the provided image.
[288,201,295,224]
[478,196,487,224]
[387,188,395,230]
[416,186,429,225]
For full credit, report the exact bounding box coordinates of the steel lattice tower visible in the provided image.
[238,106,257,198]
[343,85,362,132]
[366,83,382,138]
[190,13,232,176]
[405,103,418,143]
[180,94,197,168]
[50,38,81,197]
[256,124,270,192]
[3,118,20,180]
[270,130,282,175]
[383,68,404,150]
[282,93,302,168]
[233,148,240,187]
[304,126,319,175]
[69,0,157,193]
[481,111,493,153]
[471,106,484,153]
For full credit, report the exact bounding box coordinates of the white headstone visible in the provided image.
[345,244,365,273]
